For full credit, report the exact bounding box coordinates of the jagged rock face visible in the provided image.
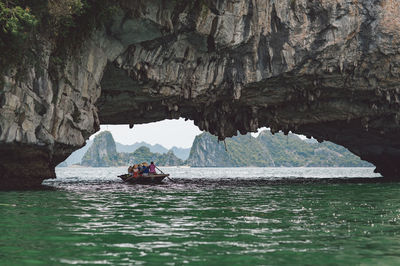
[81,131,118,167]
[188,133,232,167]
[98,0,400,177]
[0,31,122,187]
[1,0,400,187]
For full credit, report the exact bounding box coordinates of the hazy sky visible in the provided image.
[92,118,270,149]
[93,118,203,149]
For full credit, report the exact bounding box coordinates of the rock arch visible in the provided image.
[1,0,400,188]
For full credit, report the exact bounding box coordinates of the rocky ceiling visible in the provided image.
[98,0,400,178]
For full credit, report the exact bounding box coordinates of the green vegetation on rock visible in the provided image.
[0,1,37,73]
[187,131,372,167]
[0,0,118,77]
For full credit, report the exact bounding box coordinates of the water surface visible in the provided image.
[1,167,400,265]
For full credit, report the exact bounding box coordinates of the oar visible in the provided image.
[125,176,134,182]
[121,174,134,182]
[156,166,175,182]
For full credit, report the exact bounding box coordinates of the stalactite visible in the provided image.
[375,88,382,97]
[394,113,400,125]
[361,117,369,130]
[371,104,378,113]
[386,92,391,102]
[198,120,205,131]
[233,83,242,100]
[394,94,399,104]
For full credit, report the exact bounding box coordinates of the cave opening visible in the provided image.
[2,0,400,190]
[95,60,391,174]
[66,116,375,170]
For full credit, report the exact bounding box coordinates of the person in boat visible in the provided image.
[149,162,156,174]
[141,162,150,176]
[132,164,139,178]
[128,165,133,176]
[137,163,143,173]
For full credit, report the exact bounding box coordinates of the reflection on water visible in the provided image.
[1,167,400,265]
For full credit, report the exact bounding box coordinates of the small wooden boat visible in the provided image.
[118,174,169,184]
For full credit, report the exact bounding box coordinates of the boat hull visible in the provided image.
[118,174,169,184]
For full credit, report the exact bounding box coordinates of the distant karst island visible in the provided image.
[60,131,371,167]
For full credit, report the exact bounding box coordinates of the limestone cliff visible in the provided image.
[81,131,119,167]
[188,133,232,167]
[187,131,372,167]
[1,0,400,187]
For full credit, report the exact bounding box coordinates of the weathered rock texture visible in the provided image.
[1,0,400,187]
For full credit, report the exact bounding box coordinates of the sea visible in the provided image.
[1,167,400,265]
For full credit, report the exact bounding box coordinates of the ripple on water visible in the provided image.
[1,167,400,264]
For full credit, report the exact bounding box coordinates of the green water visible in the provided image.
[1,178,400,265]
